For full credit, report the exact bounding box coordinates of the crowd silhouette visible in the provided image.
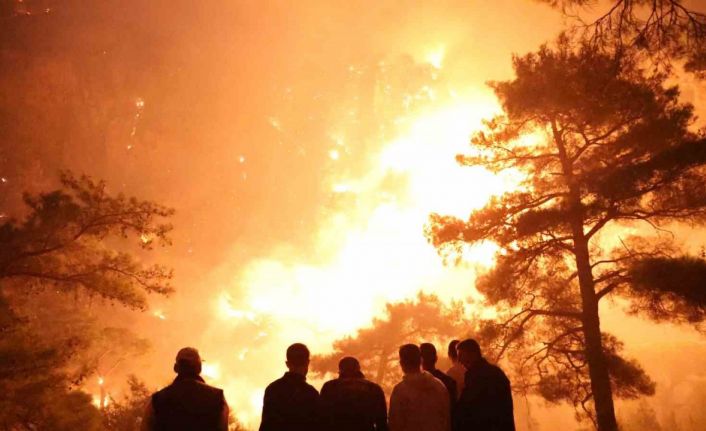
[141,340,515,431]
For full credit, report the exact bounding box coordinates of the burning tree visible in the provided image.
[311,293,469,393]
[426,41,706,431]
[0,172,174,430]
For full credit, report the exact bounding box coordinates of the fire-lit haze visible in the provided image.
[205,99,513,424]
[4,1,706,430]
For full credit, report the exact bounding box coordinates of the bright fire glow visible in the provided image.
[202,362,221,380]
[234,101,511,334]
[91,394,111,409]
[424,45,446,69]
[203,95,520,427]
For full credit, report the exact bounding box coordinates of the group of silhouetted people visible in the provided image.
[141,339,514,431]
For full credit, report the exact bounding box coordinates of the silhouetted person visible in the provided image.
[446,340,465,400]
[453,339,514,431]
[141,347,229,431]
[319,356,388,431]
[389,344,450,431]
[260,343,319,431]
[420,343,457,407]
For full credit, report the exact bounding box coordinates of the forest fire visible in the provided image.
[198,99,513,425]
[2,1,706,431]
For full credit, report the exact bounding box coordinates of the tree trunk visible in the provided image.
[553,120,618,431]
[376,347,389,384]
[572,232,618,431]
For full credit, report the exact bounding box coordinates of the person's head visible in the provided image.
[286,343,310,376]
[399,344,422,374]
[448,340,460,363]
[419,343,438,371]
[338,356,364,379]
[173,347,202,377]
[456,339,482,369]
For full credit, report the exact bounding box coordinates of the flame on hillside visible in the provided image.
[197,83,521,426]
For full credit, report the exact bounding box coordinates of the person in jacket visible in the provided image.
[420,343,457,407]
[389,344,450,431]
[445,340,465,400]
[453,339,515,431]
[319,356,388,431]
[141,347,229,431]
[260,343,319,431]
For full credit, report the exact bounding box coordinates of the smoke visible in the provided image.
[7,1,706,429]
[98,2,566,426]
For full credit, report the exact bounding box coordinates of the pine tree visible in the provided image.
[427,41,706,430]
[0,172,174,430]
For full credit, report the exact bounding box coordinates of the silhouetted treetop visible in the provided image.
[540,0,706,75]
[0,171,174,309]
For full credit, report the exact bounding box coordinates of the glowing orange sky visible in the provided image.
[12,1,704,429]
[109,3,570,426]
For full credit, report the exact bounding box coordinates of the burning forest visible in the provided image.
[2,1,706,430]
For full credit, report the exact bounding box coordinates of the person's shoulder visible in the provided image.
[319,379,339,401]
[439,372,456,387]
[359,378,385,395]
[198,380,224,395]
[421,371,445,391]
[429,373,449,391]
[302,379,319,395]
[321,379,338,392]
[447,363,463,374]
[151,385,168,401]
[485,361,510,381]
[152,379,179,398]
[487,361,505,374]
[362,378,383,390]
[264,375,287,392]
[432,369,450,379]
[306,383,319,397]
[390,379,406,397]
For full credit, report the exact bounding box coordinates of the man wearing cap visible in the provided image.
[319,356,388,431]
[260,343,319,431]
[141,347,229,431]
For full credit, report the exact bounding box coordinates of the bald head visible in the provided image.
[174,347,202,376]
